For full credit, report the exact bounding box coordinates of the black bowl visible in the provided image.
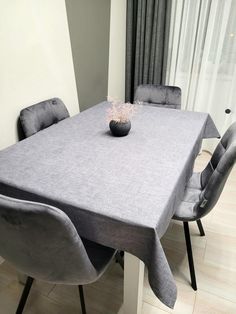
[109,120,131,137]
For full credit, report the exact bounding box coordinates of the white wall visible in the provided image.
[108,0,127,101]
[0,0,79,150]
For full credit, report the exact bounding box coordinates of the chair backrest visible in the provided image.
[20,98,69,138]
[195,122,236,218]
[0,194,99,285]
[134,84,181,109]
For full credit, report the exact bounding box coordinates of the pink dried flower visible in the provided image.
[134,100,143,107]
[107,96,137,123]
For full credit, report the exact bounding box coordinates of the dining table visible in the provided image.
[0,101,220,313]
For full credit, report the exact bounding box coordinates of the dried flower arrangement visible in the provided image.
[106,96,137,123]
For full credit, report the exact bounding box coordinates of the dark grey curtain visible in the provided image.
[125,0,172,102]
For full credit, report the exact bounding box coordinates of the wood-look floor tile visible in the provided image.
[25,290,82,314]
[48,263,123,314]
[142,302,169,314]
[216,189,236,205]
[0,262,18,291]
[163,221,207,253]
[206,208,236,237]
[195,261,236,303]
[0,281,26,314]
[211,207,236,231]
[204,232,236,272]
[144,277,196,314]
[162,244,189,285]
[193,290,236,314]
[0,280,62,314]
[161,222,206,285]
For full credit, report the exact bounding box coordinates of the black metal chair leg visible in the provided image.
[16,276,34,314]
[196,219,205,236]
[183,222,197,291]
[78,285,86,314]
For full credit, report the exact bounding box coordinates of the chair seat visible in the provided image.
[173,172,202,221]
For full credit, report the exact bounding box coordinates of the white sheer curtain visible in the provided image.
[166,0,236,150]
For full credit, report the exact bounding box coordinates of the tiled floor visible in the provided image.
[0,152,235,313]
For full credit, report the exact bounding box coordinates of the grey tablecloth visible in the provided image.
[0,102,219,308]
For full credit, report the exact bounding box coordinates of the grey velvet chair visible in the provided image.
[0,194,116,314]
[134,84,181,109]
[173,122,236,290]
[20,98,69,138]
